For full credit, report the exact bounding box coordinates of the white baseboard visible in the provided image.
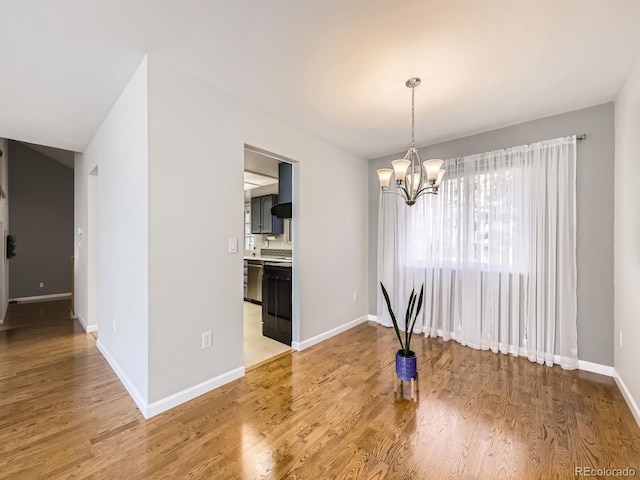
[145,367,245,419]
[577,360,614,377]
[75,313,97,333]
[96,340,149,418]
[292,315,369,351]
[10,292,72,303]
[613,369,640,429]
[97,339,245,419]
[369,313,614,376]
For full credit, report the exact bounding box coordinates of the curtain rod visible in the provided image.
[577,134,587,141]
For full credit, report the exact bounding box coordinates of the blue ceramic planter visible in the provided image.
[395,350,417,381]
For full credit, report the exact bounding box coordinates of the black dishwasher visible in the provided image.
[262,262,292,346]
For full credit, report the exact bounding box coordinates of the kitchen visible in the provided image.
[243,147,294,369]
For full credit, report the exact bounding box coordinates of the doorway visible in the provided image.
[88,165,98,330]
[5,140,75,309]
[243,146,295,370]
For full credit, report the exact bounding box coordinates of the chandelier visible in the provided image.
[376,77,445,206]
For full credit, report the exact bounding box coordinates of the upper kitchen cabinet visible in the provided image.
[251,194,283,235]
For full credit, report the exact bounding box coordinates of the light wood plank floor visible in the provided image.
[1,300,638,479]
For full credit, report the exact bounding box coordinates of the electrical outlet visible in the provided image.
[353,291,358,302]
[39,282,44,288]
[202,331,212,349]
[619,330,623,347]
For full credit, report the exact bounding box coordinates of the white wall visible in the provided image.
[73,55,368,416]
[75,57,149,406]
[146,56,369,405]
[74,158,88,325]
[239,85,369,346]
[0,138,8,321]
[87,168,98,328]
[614,58,640,422]
[146,57,245,403]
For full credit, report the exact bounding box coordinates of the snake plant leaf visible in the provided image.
[381,282,425,356]
[380,282,405,352]
[406,284,424,354]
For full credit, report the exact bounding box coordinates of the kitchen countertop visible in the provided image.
[244,256,292,263]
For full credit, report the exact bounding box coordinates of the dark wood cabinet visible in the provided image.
[250,194,283,235]
[262,263,292,346]
[250,197,261,234]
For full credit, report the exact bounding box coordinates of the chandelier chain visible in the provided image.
[411,84,415,149]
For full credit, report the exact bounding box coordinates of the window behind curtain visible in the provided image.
[378,136,578,369]
[406,159,527,273]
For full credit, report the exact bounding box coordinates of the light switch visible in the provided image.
[228,238,238,254]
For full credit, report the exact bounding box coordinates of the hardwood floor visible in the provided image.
[1,300,638,479]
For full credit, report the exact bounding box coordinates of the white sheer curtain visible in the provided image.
[377,136,578,369]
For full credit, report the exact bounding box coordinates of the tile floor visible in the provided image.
[243,301,290,367]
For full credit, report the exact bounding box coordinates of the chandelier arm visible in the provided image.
[397,185,411,199]
[414,181,434,194]
[414,187,438,199]
[382,190,411,200]
[413,148,423,189]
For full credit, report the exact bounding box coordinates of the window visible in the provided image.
[244,205,254,251]
[378,137,578,368]
[407,163,526,272]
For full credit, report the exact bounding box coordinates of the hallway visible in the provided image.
[0,301,142,477]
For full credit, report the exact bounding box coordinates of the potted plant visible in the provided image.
[380,282,424,387]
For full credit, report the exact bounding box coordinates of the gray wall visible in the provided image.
[369,103,614,366]
[8,141,74,298]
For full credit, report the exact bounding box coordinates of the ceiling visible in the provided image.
[244,148,285,203]
[244,171,278,191]
[1,1,640,158]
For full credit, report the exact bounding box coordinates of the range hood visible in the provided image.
[271,202,292,219]
[271,162,293,219]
